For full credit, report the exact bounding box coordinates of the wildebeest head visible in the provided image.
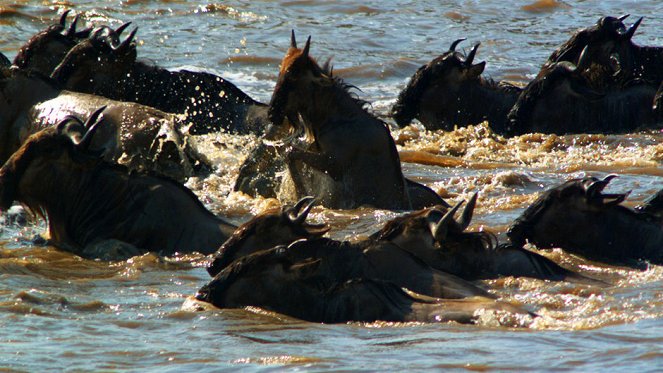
[268,31,328,128]
[0,106,106,213]
[197,245,325,314]
[390,39,486,128]
[13,10,92,74]
[207,196,330,277]
[50,26,138,97]
[507,175,630,250]
[506,55,605,135]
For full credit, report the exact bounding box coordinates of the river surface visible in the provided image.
[1,1,663,371]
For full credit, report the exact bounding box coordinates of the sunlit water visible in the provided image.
[1,1,663,371]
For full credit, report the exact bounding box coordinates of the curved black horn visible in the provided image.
[449,38,466,52]
[622,17,642,40]
[465,42,480,65]
[585,174,618,199]
[290,29,297,49]
[302,36,311,58]
[575,45,592,71]
[115,21,132,36]
[289,196,316,225]
[618,14,630,21]
[65,14,80,36]
[77,106,107,149]
[456,192,478,231]
[55,115,83,133]
[431,200,464,241]
[59,9,71,27]
[113,27,137,53]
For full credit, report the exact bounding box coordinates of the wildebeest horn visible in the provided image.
[465,43,480,65]
[115,21,132,36]
[113,27,138,54]
[456,192,478,231]
[622,17,642,40]
[585,174,618,200]
[59,10,71,27]
[287,196,316,224]
[77,106,107,150]
[449,38,466,52]
[618,14,630,21]
[430,200,464,241]
[65,14,80,36]
[290,29,297,49]
[55,115,83,133]
[302,36,311,58]
[575,45,592,72]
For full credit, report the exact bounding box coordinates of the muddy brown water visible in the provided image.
[1,1,662,370]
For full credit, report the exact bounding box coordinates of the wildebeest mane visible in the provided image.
[391,64,436,127]
[13,25,72,69]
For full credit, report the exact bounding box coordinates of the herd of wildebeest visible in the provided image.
[0,11,662,324]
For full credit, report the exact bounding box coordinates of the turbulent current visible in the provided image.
[0,1,662,371]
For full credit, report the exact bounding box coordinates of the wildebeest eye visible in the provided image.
[609,53,621,74]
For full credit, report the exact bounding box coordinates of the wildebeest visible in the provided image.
[391,40,521,134]
[195,245,534,325]
[207,197,492,300]
[50,27,269,134]
[542,15,662,90]
[505,58,660,136]
[12,10,92,74]
[370,193,600,283]
[0,112,236,260]
[0,67,208,182]
[267,32,444,210]
[507,175,663,266]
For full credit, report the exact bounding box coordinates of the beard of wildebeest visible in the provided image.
[268,34,410,210]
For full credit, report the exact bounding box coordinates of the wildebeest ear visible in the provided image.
[466,62,485,78]
[288,258,321,278]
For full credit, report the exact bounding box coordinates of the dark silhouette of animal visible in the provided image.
[266,32,444,210]
[506,58,659,136]
[195,245,534,325]
[391,40,521,134]
[0,111,235,260]
[207,197,495,300]
[370,193,600,284]
[0,66,208,182]
[508,175,663,266]
[50,27,269,134]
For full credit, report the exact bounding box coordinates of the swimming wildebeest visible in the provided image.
[391,40,521,134]
[0,110,236,260]
[195,245,535,325]
[507,175,663,266]
[0,66,209,182]
[369,193,600,283]
[505,57,659,136]
[542,15,662,89]
[207,197,493,300]
[12,10,92,74]
[266,32,444,210]
[50,27,269,134]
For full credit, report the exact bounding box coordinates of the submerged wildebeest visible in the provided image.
[50,27,269,135]
[207,197,492,300]
[263,32,444,210]
[507,175,663,266]
[391,40,521,134]
[0,67,209,182]
[195,245,534,325]
[0,112,236,260]
[369,193,600,284]
[505,57,660,136]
